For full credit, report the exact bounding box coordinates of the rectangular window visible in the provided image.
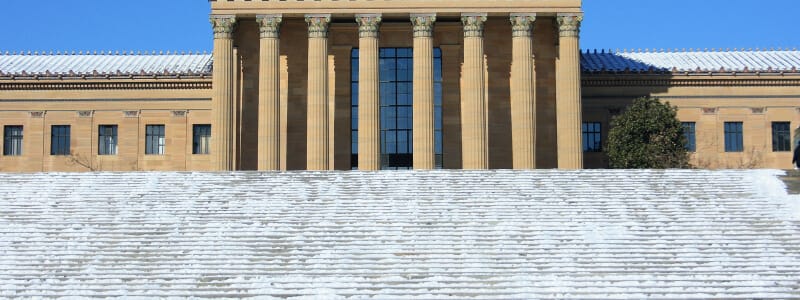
[50,125,71,155]
[351,47,444,170]
[3,125,23,156]
[582,122,602,152]
[724,122,744,152]
[98,125,118,155]
[772,122,791,152]
[682,122,696,152]
[145,125,165,155]
[193,124,211,155]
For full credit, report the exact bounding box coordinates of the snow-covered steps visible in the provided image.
[0,169,798,299]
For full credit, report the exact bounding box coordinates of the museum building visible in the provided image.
[0,0,798,172]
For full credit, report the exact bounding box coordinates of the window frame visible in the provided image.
[582,122,602,153]
[145,124,166,155]
[3,125,23,156]
[681,122,696,152]
[723,122,744,152]
[771,122,791,152]
[50,125,71,156]
[193,124,211,155]
[350,47,443,170]
[98,125,118,156]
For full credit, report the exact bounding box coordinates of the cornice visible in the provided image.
[0,79,212,91]
[582,74,800,87]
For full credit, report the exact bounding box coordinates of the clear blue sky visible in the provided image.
[1,0,798,53]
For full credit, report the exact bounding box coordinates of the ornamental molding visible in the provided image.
[305,14,332,38]
[123,110,140,118]
[509,14,536,38]
[0,80,212,91]
[171,110,188,117]
[751,107,766,114]
[256,14,282,39]
[355,14,382,38]
[77,110,94,118]
[210,15,237,39]
[410,14,436,38]
[702,107,718,114]
[557,14,582,38]
[461,13,487,38]
[29,111,45,118]
[582,76,800,87]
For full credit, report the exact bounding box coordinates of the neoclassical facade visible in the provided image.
[207,0,584,171]
[0,0,798,172]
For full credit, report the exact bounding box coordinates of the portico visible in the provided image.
[208,0,584,171]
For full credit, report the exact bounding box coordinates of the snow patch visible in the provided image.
[749,169,800,220]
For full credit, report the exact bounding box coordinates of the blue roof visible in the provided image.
[0,51,212,76]
[582,49,800,73]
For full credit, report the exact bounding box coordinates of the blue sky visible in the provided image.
[1,0,798,53]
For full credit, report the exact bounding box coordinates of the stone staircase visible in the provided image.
[0,170,798,299]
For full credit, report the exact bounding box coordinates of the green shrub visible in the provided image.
[607,97,690,169]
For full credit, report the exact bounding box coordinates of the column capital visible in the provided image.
[355,14,382,38]
[411,14,436,38]
[557,14,583,38]
[510,13,536,37]
[210,15,237,39]
[256,14,283,39]
[461,13,487,38]
[305,14,332,38]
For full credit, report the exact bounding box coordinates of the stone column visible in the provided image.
[356,14,382,171]
[460,13,488,170]
[210,15,236,171]
[411,14,437,170]
[556,14,584,169]
[510,14,537,169]
[305,14,332,171]
[256,14,282,171]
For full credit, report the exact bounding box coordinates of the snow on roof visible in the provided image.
[0,51,212,76]
[581,49,800,73]
[1,170,798,299]
[3,49,799,77]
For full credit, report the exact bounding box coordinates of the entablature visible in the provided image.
[210,0,581,17]
[582,73,800,88]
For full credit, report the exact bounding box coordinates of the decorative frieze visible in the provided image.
[29,111,45,118]
[510,14,536,37]
[557,14,583,37]
[411,14,436,38]
[702,107,718,114]
[461,13,487,38]
[356,14,382,38]
[582,77,800,87]
[751,107,765,114]
[256,14,282,39]
[171,110,188,117]
[305,14,331,38]
[77,110,93,118]
[210,15,237,39]
[123,110,140,118]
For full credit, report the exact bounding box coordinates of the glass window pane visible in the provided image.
[98,125,118,155]
[351,107,359,130]
[772,122,791,152]
[724,122,743,152]
[146,125,165,155]
[355,47,443,169]
[51,125,71,155]
[582,122,602,152]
